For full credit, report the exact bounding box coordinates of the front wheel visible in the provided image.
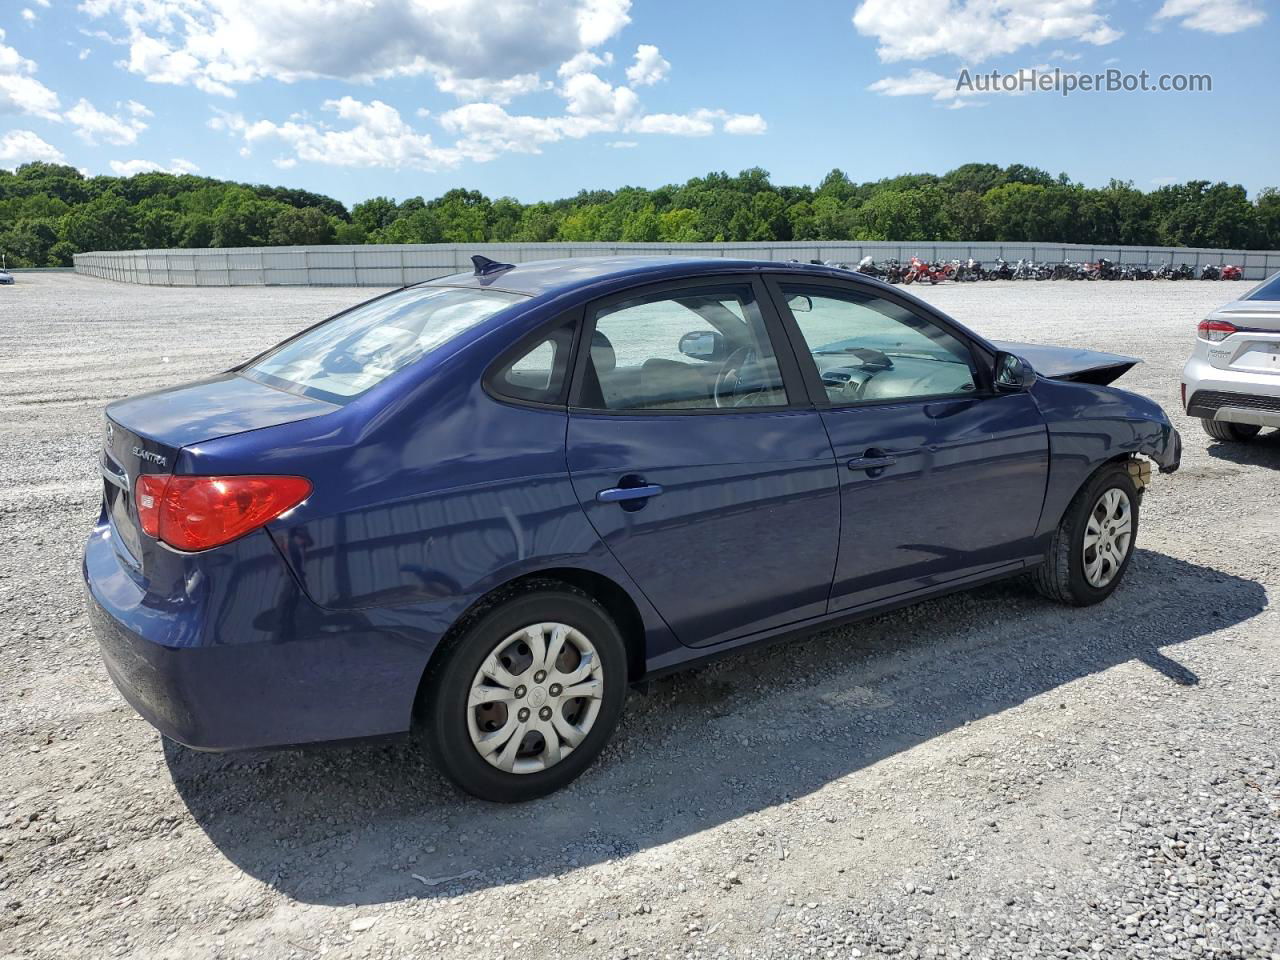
[1201,418,1261,443]
[420,583,628,802]
[1032,463,1139,606]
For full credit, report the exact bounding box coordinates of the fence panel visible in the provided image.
[72,242,1280,286]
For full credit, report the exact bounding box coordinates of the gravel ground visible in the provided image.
[1,272,1277,960]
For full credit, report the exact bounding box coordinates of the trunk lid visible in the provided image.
[990,340,1139,386]
[1207,301,1280,376]
[101,373,337,567]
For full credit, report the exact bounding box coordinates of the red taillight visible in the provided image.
[1198,319,1238,342]
[135,474,167,538]
[134,475,311,551]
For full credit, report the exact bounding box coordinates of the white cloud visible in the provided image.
[80,0,634,99]
[37,0,52,6]
[79,47,92,60]
[221,96,464,171]
[0,28,62,120]
[66,97,148,145]
[1152,0,1266,34]
[109,157,200,175]
[869,69,968,99]
[431,71,548,103]
[869,64,1079,107]
[21,8,37,22]
[440,102,577,160]
[852,0,1121,63]
[185,3,770,171]
[558,50,611,77]
[630,111,715,136]
[626,44,669,86]
[870,67,1006,107]
[561,70,640,118]
[0,128,66,165]
[606,139,637,148]
[723,112,766,135]
[123,99,152,117]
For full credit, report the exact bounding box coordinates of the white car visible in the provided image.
[1183,271,1280,442]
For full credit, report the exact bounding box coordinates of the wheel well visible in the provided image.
[413,568,648,722]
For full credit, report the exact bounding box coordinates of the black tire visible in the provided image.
[419,581,627,802]
[1201,418,1261,442]
[1032,462,1140,607]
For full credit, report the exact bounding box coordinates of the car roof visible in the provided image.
[424,255,894,297]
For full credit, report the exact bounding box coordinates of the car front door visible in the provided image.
[765,277,1049,612]
[565,277,840,649]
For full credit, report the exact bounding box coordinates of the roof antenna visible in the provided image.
[471,254,515,277]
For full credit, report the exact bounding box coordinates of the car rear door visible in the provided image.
[764,275,1049,612]
[565,276,839,649]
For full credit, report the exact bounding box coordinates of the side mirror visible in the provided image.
[994,351,1037,392]
[678,330,727,362]
[787,294,813,313]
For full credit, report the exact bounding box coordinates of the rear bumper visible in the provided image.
[1186,389,1280,429]
[1183,355,1280,428]
[84,522,431,751]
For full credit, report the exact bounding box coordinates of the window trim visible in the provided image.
[567,275,814,417]
[482,305,585,410]
[761,273,996,410]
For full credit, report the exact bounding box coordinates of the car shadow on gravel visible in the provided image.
[1205,429,1280,469]
[164,547,1266,907]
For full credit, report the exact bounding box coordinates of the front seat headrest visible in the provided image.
[590,330,616,375]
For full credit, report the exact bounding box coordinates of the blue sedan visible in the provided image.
[84,256,1181,801]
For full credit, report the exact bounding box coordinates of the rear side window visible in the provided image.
[244,286,525,403]
[489,319,577,405]
[1246,272,1280,301]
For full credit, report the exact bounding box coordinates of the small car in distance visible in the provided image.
[85,256,1181,801]
[0,269,14,285]
[1183,270,1280,442]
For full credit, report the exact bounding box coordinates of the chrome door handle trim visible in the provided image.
[596,484,664,503]
[846,455,897,471]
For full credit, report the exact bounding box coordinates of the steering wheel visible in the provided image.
[713,346,772,408]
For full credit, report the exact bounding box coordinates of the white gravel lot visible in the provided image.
[0,272,1277,960]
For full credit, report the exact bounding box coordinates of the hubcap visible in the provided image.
[466,622,604,775]
[1082,487,1133,588]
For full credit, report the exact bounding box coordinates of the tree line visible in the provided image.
[2,161,1278,268]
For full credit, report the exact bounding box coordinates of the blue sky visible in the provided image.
[1,0,1276,207]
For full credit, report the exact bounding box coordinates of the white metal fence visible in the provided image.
[74,242,1280,287]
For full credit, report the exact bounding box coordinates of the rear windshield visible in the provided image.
[1246,272,1280,301]
[243,286,525,402]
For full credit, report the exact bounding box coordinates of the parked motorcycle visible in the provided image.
[1221,264,1243,281]
[1200,264,1221,281]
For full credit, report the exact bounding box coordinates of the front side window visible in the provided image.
[245,286,525,402]
[579,285,788,411]
[779,285,977,405]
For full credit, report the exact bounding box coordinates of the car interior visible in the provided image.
[494,282,982,411]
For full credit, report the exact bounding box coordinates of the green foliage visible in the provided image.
[1,160,1278,268]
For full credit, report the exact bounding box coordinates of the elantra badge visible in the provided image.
[131,446,167,467]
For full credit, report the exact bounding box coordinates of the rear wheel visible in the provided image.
[1032,463,1139,606]
[420,583,627,802]
[1201,418,1261,442]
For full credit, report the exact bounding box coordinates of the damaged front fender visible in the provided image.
[1029,377,1180,539]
